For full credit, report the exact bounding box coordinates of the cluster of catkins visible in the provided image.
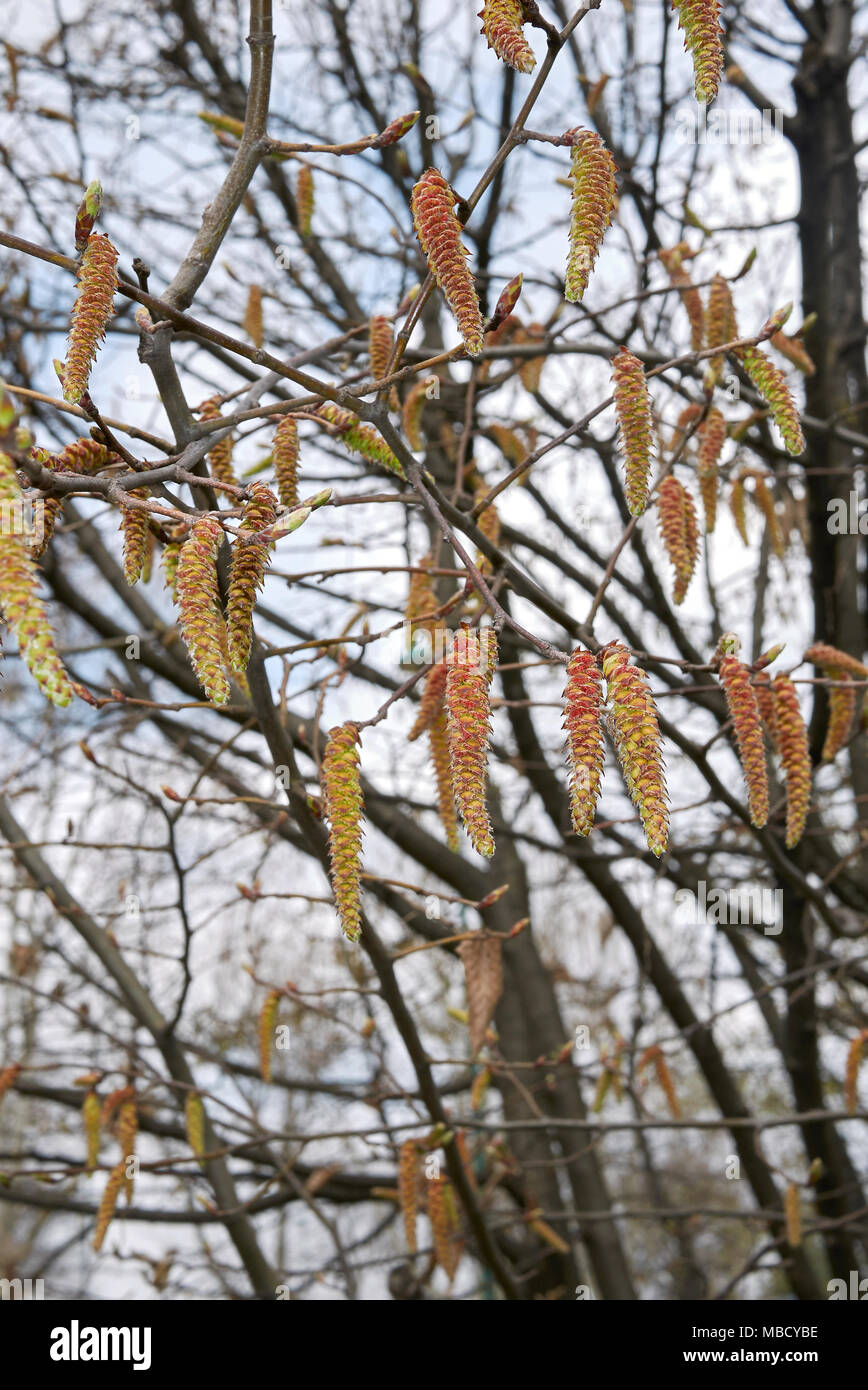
[173,483,277,704]
[716,635,812,849]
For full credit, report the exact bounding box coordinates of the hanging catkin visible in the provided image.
[411,169,485,357]
[321,723,365,942]
[612,347,654,516]
[562,648,605,836]
[446,628,496,858]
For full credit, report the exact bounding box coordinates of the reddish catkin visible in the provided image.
[243,283,263,347]
[612,347,654,516]
[446,628,496,858]
[62,232,118,404]
[659,245,703,352]
[258,989,281,1083]
[602,642,669,856]
[402,378,429,451]
[564,129,617,303]
[318,402,404,476]
[0,1063,21,1106]
[429,709,460,851]
[118,1097,137,1202]
[226,482,278,673]
[82,1089,101,1170]
[398,1140,419,1254]
[696,406,726,533]
[729,473,749,544]
[803,643,868,680]
[0,453,75,706]
[197,396,237,486]
[753,671,780,752]
[272,414,300,509]
[771,329,815,377]
[321,723,365,942]
[657,476,700,605]
[120,491,150,585]
[427,1177,460,1282]
[667,401,703,453]
[749,471,785,558]
[736,347,805,456]
[672,0,724,104]
[672,267,705,352]
[718,654,769,827]
[296,164,314,235]
[478,0,535,73]
[411,169,485,357]
[409,659,448,742]
[473,483,500,576]
[822,676,855,762]
[640,1045,682,1119]
[176,516,230,704]
[516,322,546,393]
[772,674,812,849]
[562,648,605,836]
[92,1162,125,1252]
[703,272,737,390]
[368,315,399,410]
[844,1030,867,1115]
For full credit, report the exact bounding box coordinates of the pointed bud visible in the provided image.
[489,273,523,330]
[74,180,103,254]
